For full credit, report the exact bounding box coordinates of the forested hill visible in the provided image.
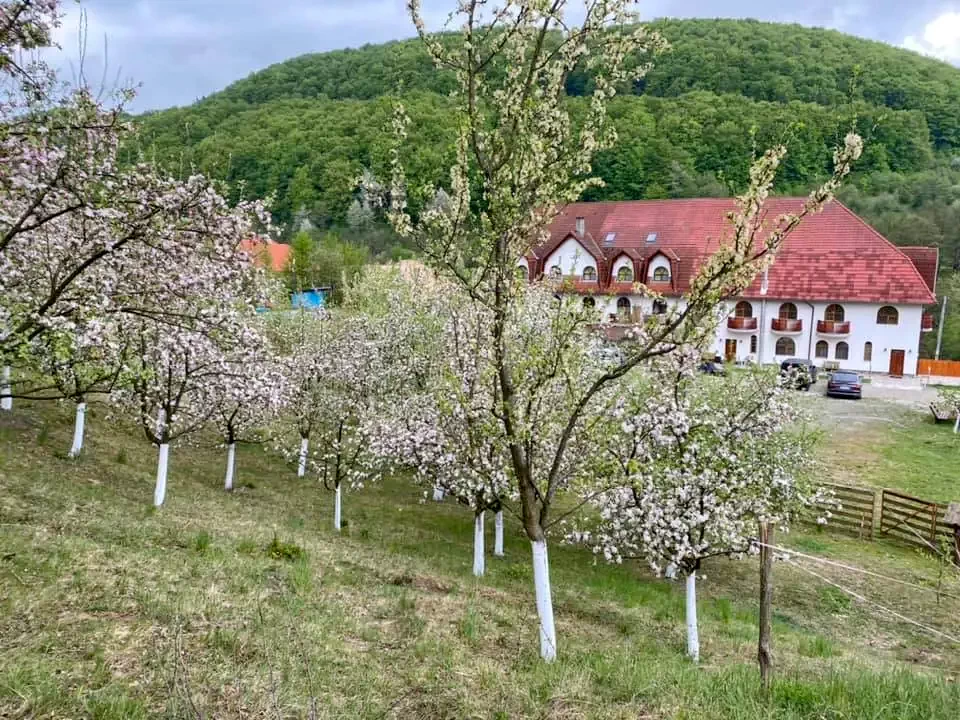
[198,19,960,149]
[135,18,960,270]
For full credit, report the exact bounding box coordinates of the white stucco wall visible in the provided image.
[545,238,597,277]
[712,299,924,375]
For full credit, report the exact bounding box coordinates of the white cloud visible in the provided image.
[903,10,960,62]
[830,2,865,31]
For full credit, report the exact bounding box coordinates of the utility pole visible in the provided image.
[935,295,947,360]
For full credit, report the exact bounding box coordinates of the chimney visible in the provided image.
[575,216,585,236]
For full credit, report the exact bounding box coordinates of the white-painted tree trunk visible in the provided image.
[68,401,86,458]
[1,365,11,411]
[954,413,959,434]
[154,443,170,507]
[224,442,236,490]
[532,540,557,661]
[686,571,700,663]
[473,512,485,576]
[297,436,309,477]
[432,486,445,501]
[494,510,504,556]
[334,482,342,531]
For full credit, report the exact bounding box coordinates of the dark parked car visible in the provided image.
[779,358,817,390]
[826,370,862,400]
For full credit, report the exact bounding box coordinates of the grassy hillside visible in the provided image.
[1,400,959,718]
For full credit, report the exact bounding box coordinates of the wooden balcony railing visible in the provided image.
[771,318,803,333]
[727,316,758,331]
[817,320,851,335]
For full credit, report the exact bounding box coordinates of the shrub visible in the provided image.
[266,534,305,561]
[799,635,839,658]
[191,531,212,555]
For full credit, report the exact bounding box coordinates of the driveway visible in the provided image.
[801,376,940,431]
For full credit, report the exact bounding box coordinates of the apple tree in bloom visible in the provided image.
[271,310,328,480]
[936,387,960,433]
[366,283,513,577]
[273,303,398,532]
[390,0,862,661]
[210,334,289,492]
[0,1,272,421]
[13,317,129,457]
[571,356,826,663]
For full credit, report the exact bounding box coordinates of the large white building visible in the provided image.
[524,199,938,377]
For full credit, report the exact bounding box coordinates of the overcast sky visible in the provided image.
[45,1,960,111]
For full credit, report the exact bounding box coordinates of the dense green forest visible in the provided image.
[133,18,960,354]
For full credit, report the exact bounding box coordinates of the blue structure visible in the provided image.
[290,287,329,310]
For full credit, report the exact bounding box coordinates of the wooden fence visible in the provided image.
[813,483,879,539]
[918,358,960,378]
[814,482,956,552]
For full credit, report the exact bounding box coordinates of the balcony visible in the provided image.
[922,313,934,332]
[727,316,758,332]
[817,320,851,336]
[771,318,803,334]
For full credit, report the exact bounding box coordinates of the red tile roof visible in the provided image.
[899,246,939,294]
[530,199,937,305]
[239,236,292,272]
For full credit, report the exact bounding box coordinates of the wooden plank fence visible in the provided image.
[813,483,878,539]
[918,358,960,378]
[813,482,957,553]
[880,489,954,549]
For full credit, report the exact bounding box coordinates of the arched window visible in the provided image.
[734,301,753,318]
[877,306,899,325]
[835,341,849,361]
[815,340,828,359]
[583,296,596,308]
[616,297,631,320]
[652,299,668,315]
[617,265,634,282]
[775,337,796,356]
[778,302,798,320]
[652,266,670,282]
[864,341,873,362]
[824,304,845,322]
[750,335,758,354]
[582,266,597,281]
[549,265,562,279]
[515,265,527,280]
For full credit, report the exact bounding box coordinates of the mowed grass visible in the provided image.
[811,394,960,503]
[1,401,959,719]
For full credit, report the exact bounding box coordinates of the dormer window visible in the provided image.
[582,266,597,281]
[652,266,670,282]
[549,265,561,279]
[617,266,633,282]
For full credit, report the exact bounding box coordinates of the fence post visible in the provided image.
[871,489,883,539]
